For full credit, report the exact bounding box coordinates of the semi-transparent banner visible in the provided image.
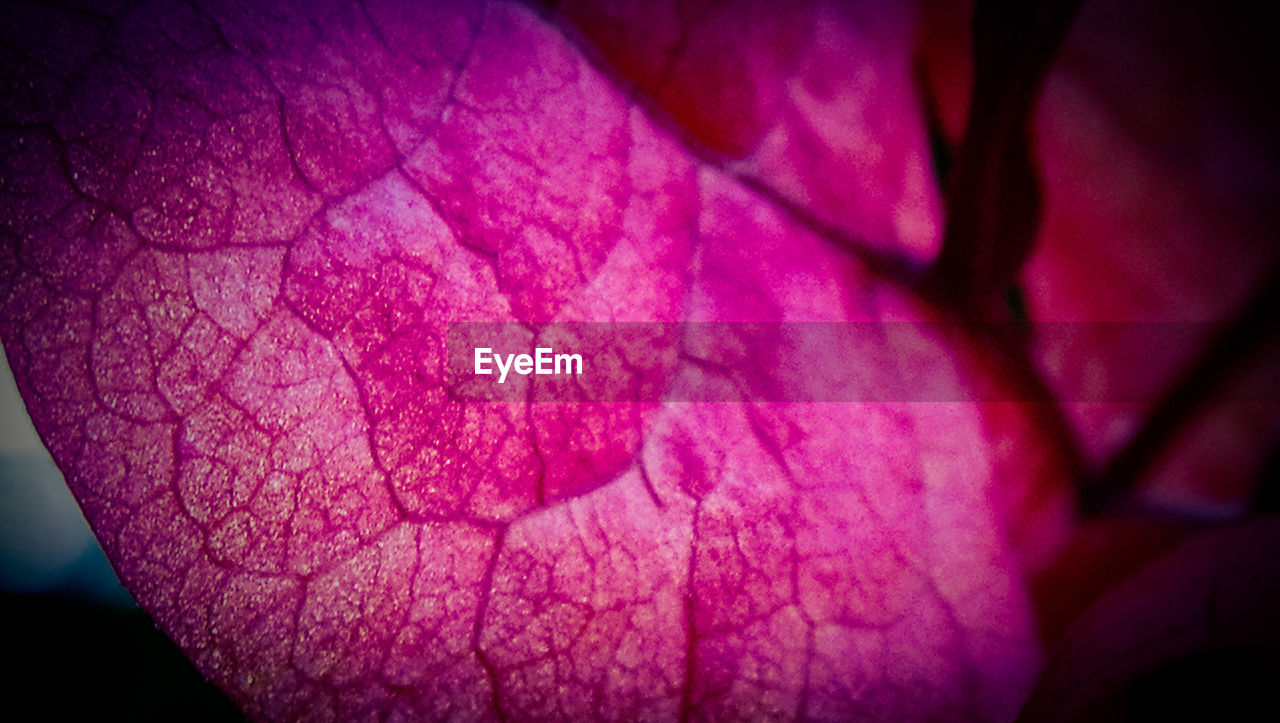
[442,322,1277,402]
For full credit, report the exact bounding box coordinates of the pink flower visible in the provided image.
[1,0,1275,719]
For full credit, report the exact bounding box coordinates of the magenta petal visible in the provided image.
[1,1,1042,719]
[550,0,944,262]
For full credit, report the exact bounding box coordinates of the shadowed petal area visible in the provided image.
[547,0,944,263]
[1025,0,1280,513]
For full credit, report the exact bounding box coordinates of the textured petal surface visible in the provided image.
[0,1,1042,720]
